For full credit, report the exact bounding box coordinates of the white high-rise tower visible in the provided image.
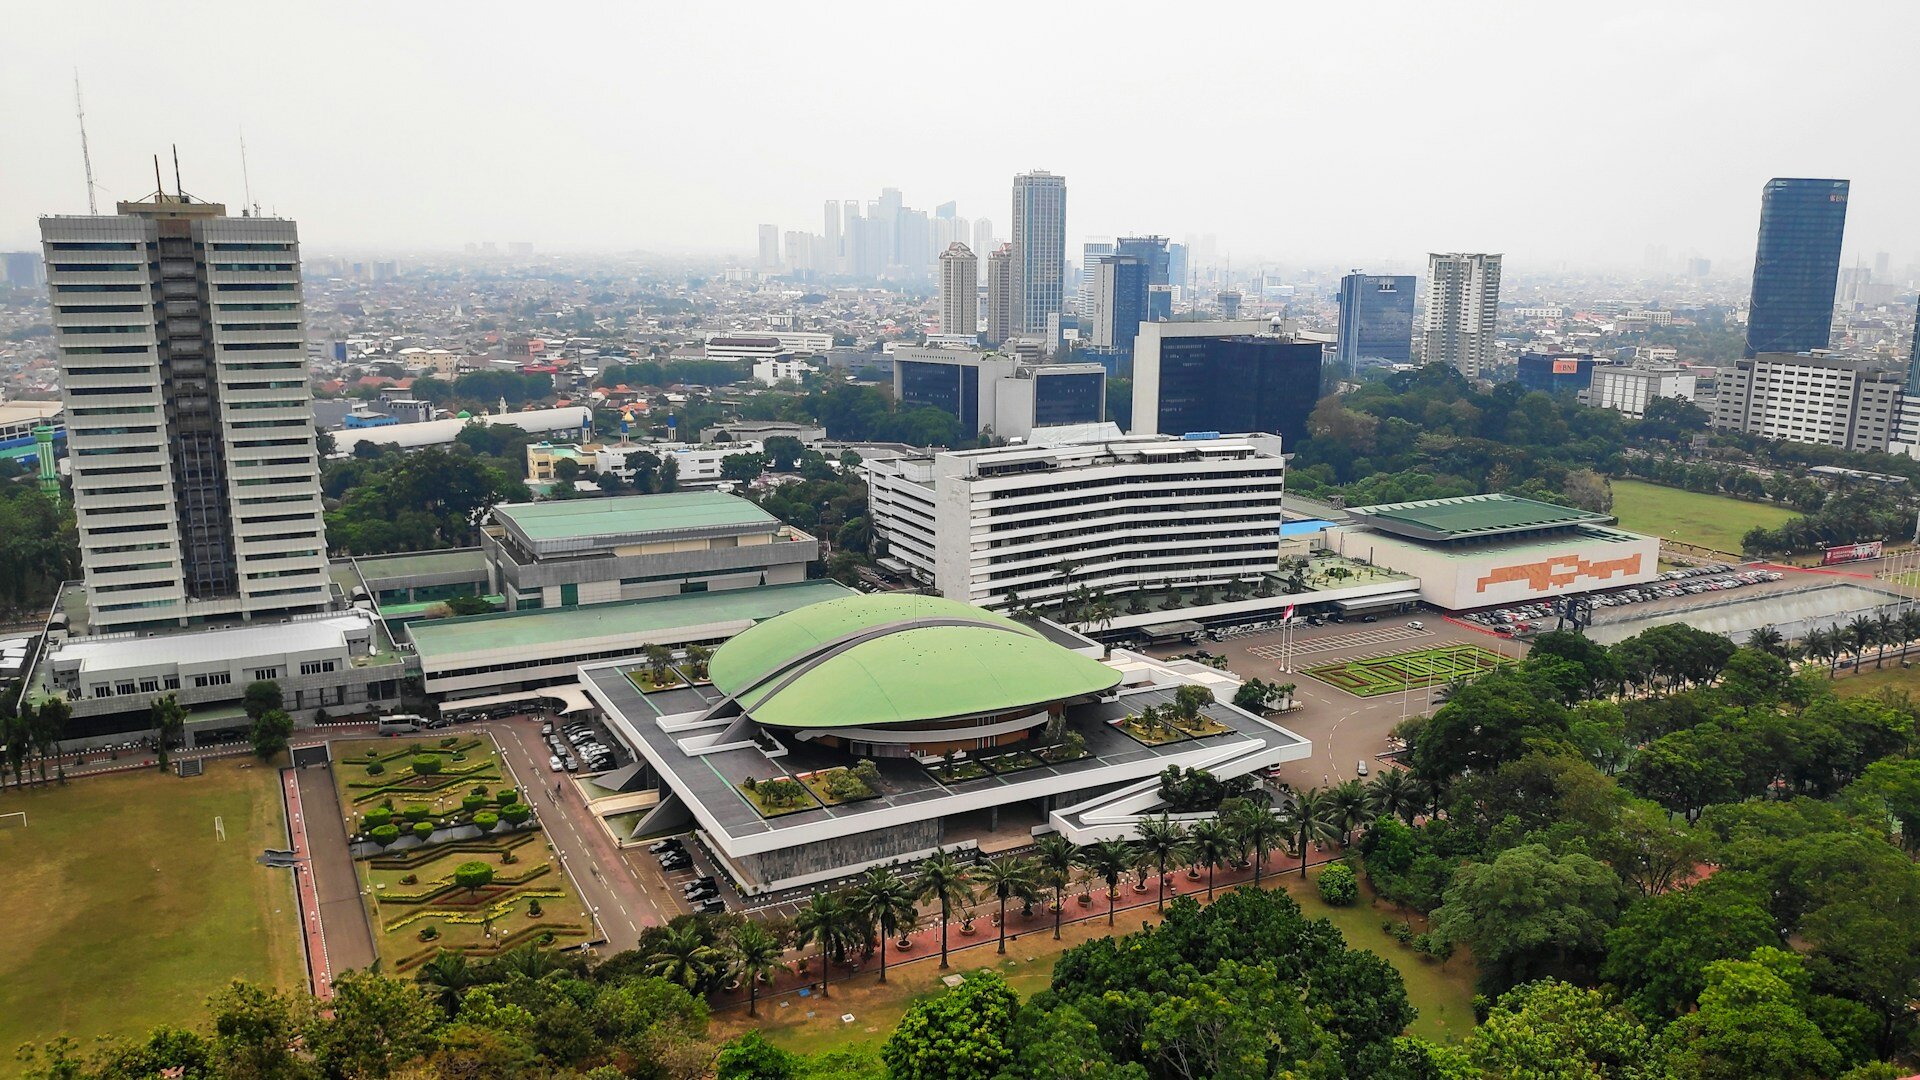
[41,189,329,632]
[1010,171,1066,335]
[938,243,979,339]
[1421,252,1503,378]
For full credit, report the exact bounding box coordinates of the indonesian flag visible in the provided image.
[1283,604,1296,621]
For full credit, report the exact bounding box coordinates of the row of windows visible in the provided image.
[93,579,171,593]
[68,386,153,397]
[72,405,155,416]
[63,345,150,356]
[300,660,337,676]
[210,242,293,252]
[216,283,296,292]
[235,456,312,468]
[93,541,171,555]
[217,323,299,332]
[55,284,140,293]
[76,464,162,479]
[221,341,302,352]
[91,503,167,517]
[211,263,295,272]
[238,493,314,506]
[246,566,320,580]
[82,483,165,496]
[57,304,144,314]
[237,475,309,487]
[224,361,304,372]
[229,399,305,410]
[63,324,146,335]
[97,598,177,614]
[227,380,305,391]
[52,262,141,272]
[89,673,182,698]
[247,548,321,561]
[232,419,307,430]
[49,241,138,251]
[215,302,298,311]
[249,584,325,599]
[66,365,154,377]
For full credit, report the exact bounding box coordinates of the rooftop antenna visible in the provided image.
[74,72,97,213]
[171,144,184,200]
[239,131,258,217]
[152,154,165,201]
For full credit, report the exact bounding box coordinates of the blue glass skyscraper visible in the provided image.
[1335,273,1415,370]
[1745,178,1848,358]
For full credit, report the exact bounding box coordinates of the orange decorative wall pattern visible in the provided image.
[1475,553,1643,593]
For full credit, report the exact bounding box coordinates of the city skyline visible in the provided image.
[5,2,1920,270]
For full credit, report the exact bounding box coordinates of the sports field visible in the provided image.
[0,758,303,1053]
[1306,644,1509,697]
[1609,479,1796,555]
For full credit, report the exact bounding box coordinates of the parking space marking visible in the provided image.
[1249,625,1428,660]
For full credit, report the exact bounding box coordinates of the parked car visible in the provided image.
[660,856,692,872]
[648,838,683,855]
[695,897,727,914]
[1407,620,1424,630]
[1357,760,1369,776]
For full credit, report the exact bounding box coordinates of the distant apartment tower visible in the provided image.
[41,193,328,632]
[1421,253,1502,378]
[757,224,780,269]
[1092,255,1150,357]
[2,251,44,287]
[1335,273,1416,369]
[822,200,842,274]
[985,243,1015,346]
[938,243,979,339]
[1078,242,1114,315]
[1744,178,1849,357]
[971,219,995,260]
[1131,321,1328,446]
[1010,171,1066,334]
[1714,352,1901,452]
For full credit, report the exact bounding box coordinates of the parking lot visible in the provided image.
[536,714,629,777]
[1460,564,1786,634]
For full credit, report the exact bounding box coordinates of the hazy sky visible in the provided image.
[4,1,1918,273]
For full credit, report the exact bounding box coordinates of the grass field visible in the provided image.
[1827,661,1920,699]
[719,866,1477,1055]
[0,759,302,1053]
[1609,478,1797,555]
[1306,644,1508,698]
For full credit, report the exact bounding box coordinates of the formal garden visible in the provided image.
[1113,685,1234,746]
[329,735,591,969]
[624,643,710,694]
[1304,643,1509,697]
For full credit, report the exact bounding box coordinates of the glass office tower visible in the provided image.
[1335,273,1416,370]
[1745,178,1848,358]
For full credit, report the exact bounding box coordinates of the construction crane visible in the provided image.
[74,71,97,214]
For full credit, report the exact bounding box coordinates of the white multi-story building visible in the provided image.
[865,425,1285,611]
[702,336,787,364]
[1422,252,1503,378]
[1586,366,1697,419]
[1712,352,1904,453]
[985,243,1015,346]
[42,194,329,633]
[702,330,830,358]
[751,357,816,386]
[938,242,978,338]
[1010,171,1066,335]
[1079,241,1115,315]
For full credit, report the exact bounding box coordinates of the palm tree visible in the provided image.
[974,855,1039,955]
[1078,838,1137,926]
[644,922,723,992]
[1801,626,1835,677]
[1187,819,1235,901]
[149,693,186,771]
[1901,610,1920,663]
[1848,614,1877,672]
[1033,833,1079,940]
[1291,787,1341,878]
[726,919,787,1017]
[1365,768,1419,825]
[1226,799,1285,888]
[1329,779,1375,847]
[915,849,975,969]
[794,890,853,998]
[1135,815,1192,911]
[493,942,557,980]
[415,950,477,1014]
[1875,611,1900,668]
[1746,625,1786,657]
[849,865,918,983]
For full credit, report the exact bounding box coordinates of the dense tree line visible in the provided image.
[323,440,531,555]
[0,465,77,620]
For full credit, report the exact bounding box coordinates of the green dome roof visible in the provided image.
[708,594,1120,730]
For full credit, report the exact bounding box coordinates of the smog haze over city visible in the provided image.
[5,0,1919,269]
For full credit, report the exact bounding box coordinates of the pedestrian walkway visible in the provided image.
[294,764,377,976]
[282,770,333,1000]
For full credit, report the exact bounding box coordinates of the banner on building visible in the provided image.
[1822,541,1884,566]
[1552,358,1582,374]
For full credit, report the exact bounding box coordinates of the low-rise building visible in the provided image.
[751,357,816,386]
[1712,352,1903,452]
[1586,365,1697,418]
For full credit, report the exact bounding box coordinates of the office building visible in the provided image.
[1079,242,1114,314]
[756,224,780,269]
[2,251,44,287]
[479,491,817,612]
[1167,243,1189,295]
[822,200,842,274]
[891,347,1104,438]
[1335,273,1416,369]
[578,593,1310,890]
[938,242,978,338]
[1091,255,1149,358]
[1586,366,1697,419]
[1011,170,1067,334]
[1130,321,1328,445]
[1116,236,1172,321]
[1713,352,1903,452]
[1421,253,1502,378]
[867,426,1287,611]
[1745,178,1848,357]
[1516,352,1606,396]
[985,243,1015,346]
[972,219,995,258]
[41,192,329,633]
[1909,298,1920,388]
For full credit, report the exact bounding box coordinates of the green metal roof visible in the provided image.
[492,491,775,543]
[352,548,489,582]
[709,594,1121,730]
[1345,493,1612,541]
[407,580,852,663]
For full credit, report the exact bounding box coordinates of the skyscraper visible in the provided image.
[1336,273,1417,370]
[1092,255,1149,357]
[972,219,995,258]
[985,244,1015,346]
[823,200,842,274]
[1131,321,1326,445]
[1079,242,1114,315]
[1117,236,1171,321]
[939,243,979,339]
[1421,253,1502,378]
[41,190,328,632]
[1745,178,1848,357]
[1010,171,1066,335]
[757,224,780,268]
[1167,243,1189,296]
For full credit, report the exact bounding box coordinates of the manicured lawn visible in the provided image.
[1609,478,1796,555]
[1307,645,1508,698]
[738,778,817,817]
[362,831,591,971]
[719,868,1478,1056]
[626,668,687,694]
[329,735,507,820]
[796,767,879,806]
[1827,661,1920,698]
[0,758,303,1053]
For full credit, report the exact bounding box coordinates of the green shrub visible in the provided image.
[440,737,457,747]
[399,873,418,886]
[411,755,442,776]
[1390,920,1415,944]
[418,925,438,942]
[1317,863,1359,906]
[370,824,401,847]
[500,803,532,826]
[412,821,435,840]
[402,804,430,822]
[472,811,499,832]
[527,898,543,917]
[363,806,393,830]
[453,861,494,892]
[462,795,486,813]
[365,761,386,776]
[470,785,489,797]
[495,789,519,807]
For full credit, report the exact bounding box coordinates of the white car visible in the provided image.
[1357,760,1369,776]
[548,755,563,772]
[1407,620,1424,630]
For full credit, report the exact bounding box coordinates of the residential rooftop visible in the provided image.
[1344,493,1613,542]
